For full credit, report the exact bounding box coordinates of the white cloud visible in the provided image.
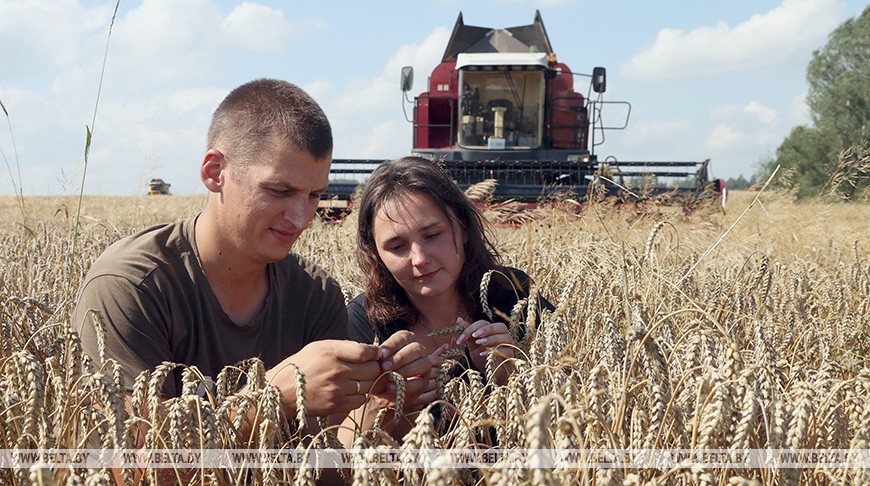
[50,68,88,97]
[711,101,778,125]
[113,0,313,85]
[328,27,450,159]
[334,77,393,113]
[755,130,781,147]
[79,91,211,194]
[744,101,778,125]
[355,121,409,159]
[222,3,307,51]
[301,80,335,102]
[0,0,112,78]
[707,125,744,150]
[167,88,227,113]
[785,92,811,125]
[333,27,450,114]
[112,0,223,83]
[619,119,691,147]
[389,28,451,83]
[621,0,845,80]
[0,87,46,126]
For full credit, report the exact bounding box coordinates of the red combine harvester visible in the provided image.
[324,11,725,209]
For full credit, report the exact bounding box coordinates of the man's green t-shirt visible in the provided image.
[74,216,347,396]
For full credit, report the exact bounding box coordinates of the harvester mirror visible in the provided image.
[400,66,414,92]
[592,67,606,93]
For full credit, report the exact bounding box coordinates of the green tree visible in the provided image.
[807,7,870,150]
[724,174,756,190]
[763,6,870,197]
[772,125,834,197]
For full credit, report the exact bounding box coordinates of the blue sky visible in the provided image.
[0,0,864,195]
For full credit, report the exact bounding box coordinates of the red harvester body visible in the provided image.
[325,11,725,207]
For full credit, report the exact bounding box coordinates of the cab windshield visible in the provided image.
[457,68,545,150]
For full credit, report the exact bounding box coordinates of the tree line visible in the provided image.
[757,5,869,200]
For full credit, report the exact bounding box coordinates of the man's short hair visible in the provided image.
[207,78,333,168]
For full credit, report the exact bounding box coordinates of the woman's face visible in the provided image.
[372,192,466,304]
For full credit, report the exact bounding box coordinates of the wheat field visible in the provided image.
[0,190,867,485]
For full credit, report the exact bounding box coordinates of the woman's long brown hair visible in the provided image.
[356,156,500,327]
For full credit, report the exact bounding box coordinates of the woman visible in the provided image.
[340,156,551,443]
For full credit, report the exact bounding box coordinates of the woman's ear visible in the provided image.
[200,150,226,193]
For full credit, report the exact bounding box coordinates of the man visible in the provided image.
[74,79,390,427]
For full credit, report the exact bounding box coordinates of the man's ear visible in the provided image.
[200,149,225,193]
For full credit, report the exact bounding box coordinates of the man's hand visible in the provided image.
[265,340,382,417]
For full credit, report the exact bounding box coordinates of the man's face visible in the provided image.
[217,143,330,266]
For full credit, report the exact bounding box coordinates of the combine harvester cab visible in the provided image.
[325,11,725,211]
[147,178,171,195]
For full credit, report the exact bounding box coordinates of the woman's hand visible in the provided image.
[376,330,447,411]
[455,318,517,383]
